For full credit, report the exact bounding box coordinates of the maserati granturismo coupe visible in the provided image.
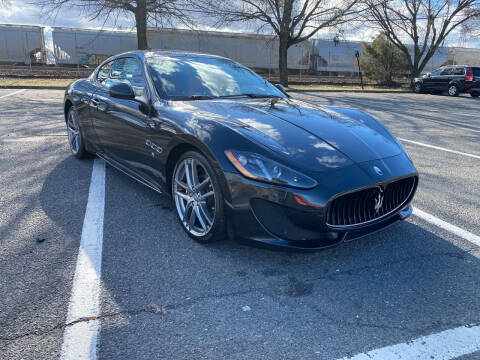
[64,50,418,250]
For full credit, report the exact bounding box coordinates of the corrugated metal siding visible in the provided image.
[449,48,480,66]
[51,27,312,69]
[52,28,137,65]
[2,24,478,71]
[312,39,450,73]
[0,25,44,63]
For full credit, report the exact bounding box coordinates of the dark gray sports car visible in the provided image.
[64,50,418,250]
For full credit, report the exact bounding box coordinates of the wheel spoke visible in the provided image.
[175,179,189,191]
[191,159,200,188]
[198,203,213,225]
[183,201,193,223]
[175,191,190,201]
[187,204,197,228]
[195,205,207,230]
[197,177,210,191]
[200,191,214,200]
[184,160,194,190]
[70,133,77,147]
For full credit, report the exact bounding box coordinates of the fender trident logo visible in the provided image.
[145,139,163,154]
[374,187,384,214]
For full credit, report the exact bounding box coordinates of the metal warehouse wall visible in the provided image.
[449,48,480,66]
[0,24,45,64]
[311,39,449,73]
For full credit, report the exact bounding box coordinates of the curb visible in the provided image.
[0,85,67,90]
[288,89,412,94]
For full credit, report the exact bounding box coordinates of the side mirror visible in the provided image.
[275,84,290,97]
[426,73,431,78]
[109,82,135,100]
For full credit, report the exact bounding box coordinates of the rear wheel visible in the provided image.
[66,106,89,159]
[448,84,459,96]
[172,151,226,243]
[413,82,422,93]
[470,91,479,98]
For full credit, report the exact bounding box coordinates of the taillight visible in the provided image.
[465,67,473,81]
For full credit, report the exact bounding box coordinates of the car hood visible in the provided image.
[169,97,402,172]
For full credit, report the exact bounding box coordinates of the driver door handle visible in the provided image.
[91,98,107,111]
[146,118,163,129]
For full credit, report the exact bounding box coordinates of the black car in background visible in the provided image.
[413,65,480,97]
[64,50,418,250]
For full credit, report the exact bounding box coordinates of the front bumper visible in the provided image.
[223,154,417,251]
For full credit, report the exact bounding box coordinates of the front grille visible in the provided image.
[326,176,416,228]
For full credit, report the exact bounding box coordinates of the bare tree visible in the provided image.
[364,0,480,81]
[198,0,359,86]
[32,0,194,49]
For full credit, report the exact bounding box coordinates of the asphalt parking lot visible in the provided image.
[1,88,479,360]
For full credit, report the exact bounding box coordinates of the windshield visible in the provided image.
[146,55,284,100]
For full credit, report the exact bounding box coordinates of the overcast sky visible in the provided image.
[1,0,478,47]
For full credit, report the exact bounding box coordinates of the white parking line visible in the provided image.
[60,158,105,360]
[399,138,480,160]
[413,207,480,247]
[0,89,26,99]
[340,209,480,360]
[340,324,480,360]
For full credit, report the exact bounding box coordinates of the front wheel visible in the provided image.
[448,84,459,96]
[172,151,226,243]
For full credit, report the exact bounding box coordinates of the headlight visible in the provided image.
[225,150,317,189]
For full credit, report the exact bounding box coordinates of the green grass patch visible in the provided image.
[0,78,74,87]
[289,84,410,92]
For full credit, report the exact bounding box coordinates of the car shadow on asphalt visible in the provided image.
[39,157,480,359]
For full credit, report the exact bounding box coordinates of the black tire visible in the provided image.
[470,91,479,98]
[413,82,422,93]
[66,106,89,159]
[172,150,226,243]
[448,84,459,97]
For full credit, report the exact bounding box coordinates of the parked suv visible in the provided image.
[413,65,480,97]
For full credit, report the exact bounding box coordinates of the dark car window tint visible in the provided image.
[440,68,453,75]
[453,68,465,75]
[97,61,113,84]
[146,55,283,100]
[473,68,480,77]
[105,57,146,97]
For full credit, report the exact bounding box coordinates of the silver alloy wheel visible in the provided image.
[67,110,80,154]
[173,157,216,237]
[414,83,421,93]
[448,85,457,96]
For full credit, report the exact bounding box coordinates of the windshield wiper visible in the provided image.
[218,93,283,99]
[170,95,217,101]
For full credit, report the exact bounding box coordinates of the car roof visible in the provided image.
[113,49,229,61]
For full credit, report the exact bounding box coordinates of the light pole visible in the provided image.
[355,50,364,90]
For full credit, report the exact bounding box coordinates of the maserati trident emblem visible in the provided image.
[374,187,384,214]
[373,166,383,176]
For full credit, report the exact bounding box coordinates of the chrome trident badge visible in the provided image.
[374,187,384,214]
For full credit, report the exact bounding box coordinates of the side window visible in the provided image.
[431,69,443,76]
[440,68,453,76]
[453,67,465,75]
[106,57,146,97]
[97,61,113,84]
[473,68,480,77]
